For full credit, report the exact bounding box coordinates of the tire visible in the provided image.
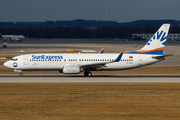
[19,73,23,76]
[88,72,92,77]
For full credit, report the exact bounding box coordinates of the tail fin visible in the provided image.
[129,24,170,55]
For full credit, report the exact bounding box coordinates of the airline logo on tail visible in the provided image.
[147,30,167,46]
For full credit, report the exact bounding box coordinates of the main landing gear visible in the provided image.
[84,70,92,77]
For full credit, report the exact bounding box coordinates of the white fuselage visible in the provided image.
[1,35,25,41]
[4,53,162,72]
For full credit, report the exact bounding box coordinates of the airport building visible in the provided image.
[132,33,180,41]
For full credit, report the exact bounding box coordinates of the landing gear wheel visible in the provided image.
[84,71,92,77]
[19,73,23,77]
[88,72,92,77]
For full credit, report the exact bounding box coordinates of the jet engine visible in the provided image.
[62,66,80,74]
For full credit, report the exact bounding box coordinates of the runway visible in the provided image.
[0,74,180,83]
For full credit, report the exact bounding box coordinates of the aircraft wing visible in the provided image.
[80,61,109,68]
[80,50,124,69]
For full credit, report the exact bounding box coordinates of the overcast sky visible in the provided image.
[0,0,180,22]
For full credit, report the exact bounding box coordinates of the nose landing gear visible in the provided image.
[14,70,23,76]
[19,72,23,76]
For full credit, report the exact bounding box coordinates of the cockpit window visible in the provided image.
[11,58,18,61]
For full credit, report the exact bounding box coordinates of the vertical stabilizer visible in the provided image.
[129,24,170,55]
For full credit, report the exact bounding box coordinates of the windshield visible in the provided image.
[11,58,18,61]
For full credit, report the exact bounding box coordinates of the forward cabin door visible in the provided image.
[23,56,28,65]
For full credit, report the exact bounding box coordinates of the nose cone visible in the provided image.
[4,61,11,68]
[4,61,8,67]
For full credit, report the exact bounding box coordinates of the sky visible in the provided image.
[0,0,180,22]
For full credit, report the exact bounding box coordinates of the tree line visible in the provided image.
[0,23,180,39]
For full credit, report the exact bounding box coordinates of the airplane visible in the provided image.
[4,24,172,77]
[100,48,105,54]
[0,33,25,42]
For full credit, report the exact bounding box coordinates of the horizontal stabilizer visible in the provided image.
[152,54,173,59]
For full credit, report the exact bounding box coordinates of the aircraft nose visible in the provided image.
[4,61,10,68]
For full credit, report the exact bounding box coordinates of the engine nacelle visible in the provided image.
[62,66,80,74]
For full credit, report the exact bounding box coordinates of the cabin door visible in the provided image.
[23,56,28,65]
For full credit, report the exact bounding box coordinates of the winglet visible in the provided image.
[100,48,105,54]
[113,50,124,62]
